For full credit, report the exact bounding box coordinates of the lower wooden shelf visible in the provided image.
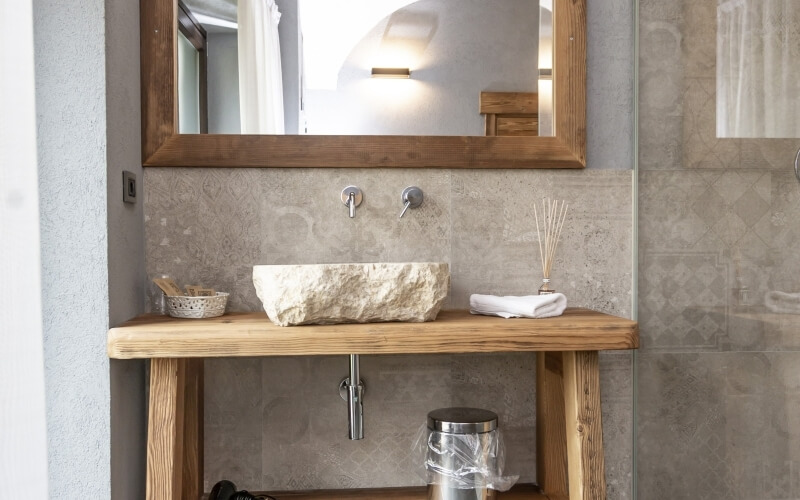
[207,483,552,500]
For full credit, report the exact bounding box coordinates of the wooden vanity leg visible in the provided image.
[182,359,204,500]
[562,351,606,500]
[536,352,568,499]
[146,358,186,500]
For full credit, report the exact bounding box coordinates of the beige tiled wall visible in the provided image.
[144,167,634,493]
[638,0,800,497]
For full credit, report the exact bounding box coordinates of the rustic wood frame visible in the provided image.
[140,0,586,168]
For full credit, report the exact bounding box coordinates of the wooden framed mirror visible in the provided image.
[141,0,585,168]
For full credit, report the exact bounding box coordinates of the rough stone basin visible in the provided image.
[252,262,450,326]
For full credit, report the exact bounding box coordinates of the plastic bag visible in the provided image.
[413,424,519,491]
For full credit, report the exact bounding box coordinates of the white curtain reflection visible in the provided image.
[717,0,800,138]
[238,0,285,134]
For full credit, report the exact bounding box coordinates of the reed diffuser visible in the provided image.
[534,198,568,295]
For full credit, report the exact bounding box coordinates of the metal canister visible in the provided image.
[426,407,499,500]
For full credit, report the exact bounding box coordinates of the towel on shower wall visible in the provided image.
[765,291,800,314]
[469,293,567,319]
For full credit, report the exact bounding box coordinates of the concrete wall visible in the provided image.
[33,0,146,497]
[143,0,636,496]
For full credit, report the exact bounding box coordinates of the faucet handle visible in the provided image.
[341,186,363,218]
[399,186,423,218]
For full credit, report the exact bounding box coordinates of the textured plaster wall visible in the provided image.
[34,0,110,496]
[637,0,800,497]
[34,0,147,497]
[144,0,635,496]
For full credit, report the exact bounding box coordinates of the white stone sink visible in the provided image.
[253,262,450,326]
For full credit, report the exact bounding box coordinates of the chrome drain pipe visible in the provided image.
[339,354,365,440]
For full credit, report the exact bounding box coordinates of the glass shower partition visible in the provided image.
[636,0,800,497]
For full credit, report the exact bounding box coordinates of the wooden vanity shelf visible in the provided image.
[108,308,638,500]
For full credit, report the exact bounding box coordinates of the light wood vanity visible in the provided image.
[107,308,638,500]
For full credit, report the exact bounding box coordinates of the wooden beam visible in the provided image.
[554,0,587,164]
[562,351,605,500]
[480,92,539,114]
[140,0,176,161]
[146,358,186,500]
[145,134,584,169]
[181,359,204,500]
[496,116,539,136]
[536,352,568,497]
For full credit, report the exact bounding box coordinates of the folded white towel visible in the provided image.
[765,291,800,314]
[469,293,567,319]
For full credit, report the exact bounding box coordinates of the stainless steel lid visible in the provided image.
[427,407,498,434]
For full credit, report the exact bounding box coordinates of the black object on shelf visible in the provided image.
[208,480,277,500]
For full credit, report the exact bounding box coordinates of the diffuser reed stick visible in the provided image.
[534,198,568,294]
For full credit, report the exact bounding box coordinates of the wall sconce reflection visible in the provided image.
[371,67,411,79]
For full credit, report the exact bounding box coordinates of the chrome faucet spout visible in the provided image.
[348,192,356,218]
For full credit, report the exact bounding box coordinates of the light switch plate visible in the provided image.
[123,170,137,203]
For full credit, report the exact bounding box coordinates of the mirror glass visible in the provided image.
[716,0,800,138]
[179,0,551,136]
[178,31,202,133]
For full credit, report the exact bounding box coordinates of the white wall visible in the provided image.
[0,0,49,494]
[33,0,146,497]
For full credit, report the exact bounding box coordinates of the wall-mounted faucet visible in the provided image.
[399,186,423,218]
[341,186,363,218]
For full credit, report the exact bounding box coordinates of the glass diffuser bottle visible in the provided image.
[538,278,555,295]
